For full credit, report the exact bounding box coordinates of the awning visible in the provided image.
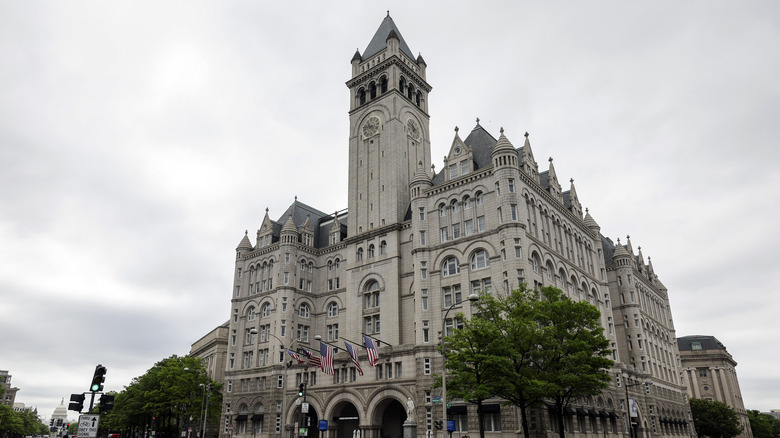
[576,408,587,416]
[447,405,467,414]
[608,412,619,419]
[598,411,608,418]
[564,407,576,416]
[588,409,598,417]
[235,414,248,421]
[250,414,264,421]
[480,404,500,413]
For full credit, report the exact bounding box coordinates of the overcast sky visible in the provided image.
[2,0,779,419]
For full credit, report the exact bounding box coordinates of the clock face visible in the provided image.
[407,118,420,140]
[362,116,380,138]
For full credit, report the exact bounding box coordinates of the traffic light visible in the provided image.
[615,374,622,387]
[645,382,652,394]
[100,394,115,413]
[50,419,55,427]
[298,383,305,397]
[69,393,85,412]
[434,421,443,430]
[91,364,107,392]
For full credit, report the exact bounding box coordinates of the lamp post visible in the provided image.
[441,293,479,438]
[251,328,295,438]
[199,383,209,438]
[622,377,651,438]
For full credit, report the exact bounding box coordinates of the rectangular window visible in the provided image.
[376,364,383,379]
[460,160,469,176]
[452,223,461,238]
[421,296,428,311]
[442,284,462,307]
[511,204,518,220]
[419,207,425,220]
[440,227,449,242]
[508,178,515,192]
[420,231,426,245]
[423,358,431,375]
[449,163,458,179]
[235,286,241,297]
[464,219,474,236]
[477,216,486,232]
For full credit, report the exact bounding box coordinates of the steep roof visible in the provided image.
[433,122,498,184]
[677,335,728,352]
[362,14,416,61]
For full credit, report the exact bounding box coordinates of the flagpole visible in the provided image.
[361,333,393,347]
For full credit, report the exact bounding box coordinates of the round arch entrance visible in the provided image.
[332,401,360,438]
[372,398,406,438]
[292,405,320,438]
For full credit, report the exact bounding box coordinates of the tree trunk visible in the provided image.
[476,401,485,438]
[518,406,531,438]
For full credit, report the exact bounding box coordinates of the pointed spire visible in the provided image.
[412,160,432,186]
[362,14,415,60]
[352,49,362,62]
[492,126,517,158]
[583,208,600,232]
[521,131,539,181]
[569,178,582,217]
[237,230,253,251]
[613,237,629,258]
[625,235,634,256]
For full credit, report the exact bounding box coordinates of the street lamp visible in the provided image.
[251,328,295,438]
[621,375,651,438]
[199,383,210,438]
[441,293,479,436]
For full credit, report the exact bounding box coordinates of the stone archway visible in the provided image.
[292,404,320,438]
[372,398,406,438]
[331,401,360,438]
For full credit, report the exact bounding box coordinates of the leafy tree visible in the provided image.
[689,398,741,438]
[444,305,506,438]
[107,355,222,438]
[443,286,613,438]
[748,410,776,438]
[533,287,613,438]
[0,404,49,438]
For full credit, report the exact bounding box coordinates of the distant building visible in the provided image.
[678,335,752,437]
[190,321,230,438]
[207,13,695,438]
[1,370,19,407]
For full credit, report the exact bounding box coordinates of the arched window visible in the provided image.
[475,191,484,205]
[439,203,447,217]
[247,306,256,321]
[442,257,460,277]
[298,303,310,318]
[450,200,459,214]
[261,303,271,318]
[364,281,380,309]
[334,258,340,269]
[359,88,366,105]
[380,241,387,255]
[308,262,313,272]
[471,250,490,270]
[407,84,414,100]
[370,82,377,99]
[300,259,306,271]
[368,244,375,258]
[328,260,333,271]
[380,76,388,93]
[546,261,554,281]
[531,253,541,273]
[463,195,471,210]
[327,302,339,317]
[357,247,364,261]
[416,90,421,106]
[399,77,406,92]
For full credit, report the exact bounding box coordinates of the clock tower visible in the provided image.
[346,13,432,235]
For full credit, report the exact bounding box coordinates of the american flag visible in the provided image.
[300,347,321,369]
[344,342,364,376]
[320,342,335,375]
[286,348,305,364]
[363,334,379,367]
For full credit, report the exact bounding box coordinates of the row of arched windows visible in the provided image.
[528,249,601,306]
[356,240,387,261]
[440,249,491,277]
[245,300,340,321]
[356,75,424,108]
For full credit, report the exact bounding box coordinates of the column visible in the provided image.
[688,368,700,398]
[710,367,723,402]
[718,368,733,407]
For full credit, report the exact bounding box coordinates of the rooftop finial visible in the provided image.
[549,157,553,163]
[245,230,248,235]
[455,126,459,133]
[500,127,504,135]
[524,131,529,138]
[387,10,390,17]
[570,178,574,184]
[476,117,480,125]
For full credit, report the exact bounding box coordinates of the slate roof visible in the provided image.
[432,123,500,185]
[362,14,416,61]
[677,335,728,352]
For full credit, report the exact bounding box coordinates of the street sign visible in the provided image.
[77,415,100,438]
[446,421,455,432]
[318,420,328,431]
[302,402,309,413]
[432,397,441,404]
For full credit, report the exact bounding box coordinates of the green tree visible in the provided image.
[533,287,613,438]
[689,398,741,438]
[748,410,775,438]
[107,355,222,438]
[443,286,613,438]
[444,305,506,438]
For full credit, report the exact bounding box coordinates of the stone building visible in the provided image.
[0,370,19,407]
[217,14,693,438]
[677,335,752,437]
[191,322,231,438]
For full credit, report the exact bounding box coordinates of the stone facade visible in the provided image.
[217,14,694,438]
[677,335,752,437]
